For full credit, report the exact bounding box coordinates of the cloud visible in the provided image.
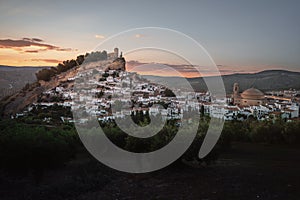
[134,34,145,38]
[127,60,147,66]
[126,60,239,77]
[95,34,105,39]
[0,38,74,53]
[23,37,44,42]
[56,48,73,52]
[30,59,62,63]
[24,50,39,53]
[31,38,44,42]
[127,60,197,72]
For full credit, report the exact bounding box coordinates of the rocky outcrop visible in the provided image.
[107,57,126,71]
[0,56,127,118]
[0,68,78,118]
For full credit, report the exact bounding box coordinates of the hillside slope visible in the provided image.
[0,67,78,118]
[0,58,125,118]
[146,70,300,93]
[0,65,47,98]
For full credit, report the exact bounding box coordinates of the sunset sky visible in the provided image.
[0,0,299,76]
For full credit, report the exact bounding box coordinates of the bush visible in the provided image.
[283,121,300,144]
[0,121,78,182]
[36,68,56,81]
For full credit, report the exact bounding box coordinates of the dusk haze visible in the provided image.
[0,1,300,200]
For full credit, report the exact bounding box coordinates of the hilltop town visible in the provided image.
[0,48,299,124]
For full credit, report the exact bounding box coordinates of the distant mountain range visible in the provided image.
[145,70,300,93]
[0,65,49,71]
[1,65,299,96]
[0,65,49,98]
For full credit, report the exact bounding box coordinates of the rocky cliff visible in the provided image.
[107,57,126,71]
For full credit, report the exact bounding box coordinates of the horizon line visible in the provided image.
[1,64,299,79]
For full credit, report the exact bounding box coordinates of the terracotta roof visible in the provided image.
[241,88,265,100]
[270,111,282,115]
[226,107,240,111]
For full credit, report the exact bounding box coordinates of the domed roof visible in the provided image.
[241,88,264,100]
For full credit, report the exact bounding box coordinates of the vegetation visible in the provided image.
[35,68,57,81]
[164,88,176,97]
[35,55,85,81]
[0,120,79,183]
[16,104,73,125]
[220,119,300,145]
[1,107,300,184]
[84,51,108,62]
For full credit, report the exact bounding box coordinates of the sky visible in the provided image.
[0,0,299,76]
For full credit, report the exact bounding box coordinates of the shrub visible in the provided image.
[36,68,56,81]
[0,121,78,182]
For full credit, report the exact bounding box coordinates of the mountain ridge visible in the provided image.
[144,70,300,93]
[0,65,50,71]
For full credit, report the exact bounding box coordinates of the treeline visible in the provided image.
[221,119,300,145]
[84,51,108,62]
[35,50,110,82]
[17,104,73,125]
[97,115,222,165]
[99,116,300,162]
[1,114,299,183]
[0,115,222,182]
[35,55,84,81]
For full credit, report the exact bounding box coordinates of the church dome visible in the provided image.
[241,88,264,100]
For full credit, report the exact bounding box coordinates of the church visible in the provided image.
[232,83,265,106]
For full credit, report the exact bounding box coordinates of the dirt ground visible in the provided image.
[1,142,300,200]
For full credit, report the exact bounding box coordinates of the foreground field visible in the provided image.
[1,142,300,200]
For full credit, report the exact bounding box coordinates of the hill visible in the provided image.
[0,65,48,98]
[1,63,299,118]
[145,70,300,93]
[0,56,123,117]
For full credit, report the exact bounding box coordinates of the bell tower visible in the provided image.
[233,83,239,96]
[232,83,240,105]
[114,48,119,58]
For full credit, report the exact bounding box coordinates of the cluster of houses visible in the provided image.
[29,65,299,124]
[203,101,299,121]
[14,51,300,123]
[69,67,201,123]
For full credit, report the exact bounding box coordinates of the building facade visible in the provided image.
[232,83,265,106]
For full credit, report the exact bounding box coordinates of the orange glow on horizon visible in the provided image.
[0,48,78,66]
[128,69,225,78]
[0,47,294,78]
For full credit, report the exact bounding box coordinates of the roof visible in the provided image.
[226,107,240,111]
[241,88,265,100]
[270,111,282,115]
[283,108,296,112]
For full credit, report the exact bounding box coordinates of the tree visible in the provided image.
[164,88,176,97]
[200,105,205,117]
[76,55,84,65]
[113,100,123,112]
[0,121,78,183]
[84,51,108,62]
[36,68,56,81]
